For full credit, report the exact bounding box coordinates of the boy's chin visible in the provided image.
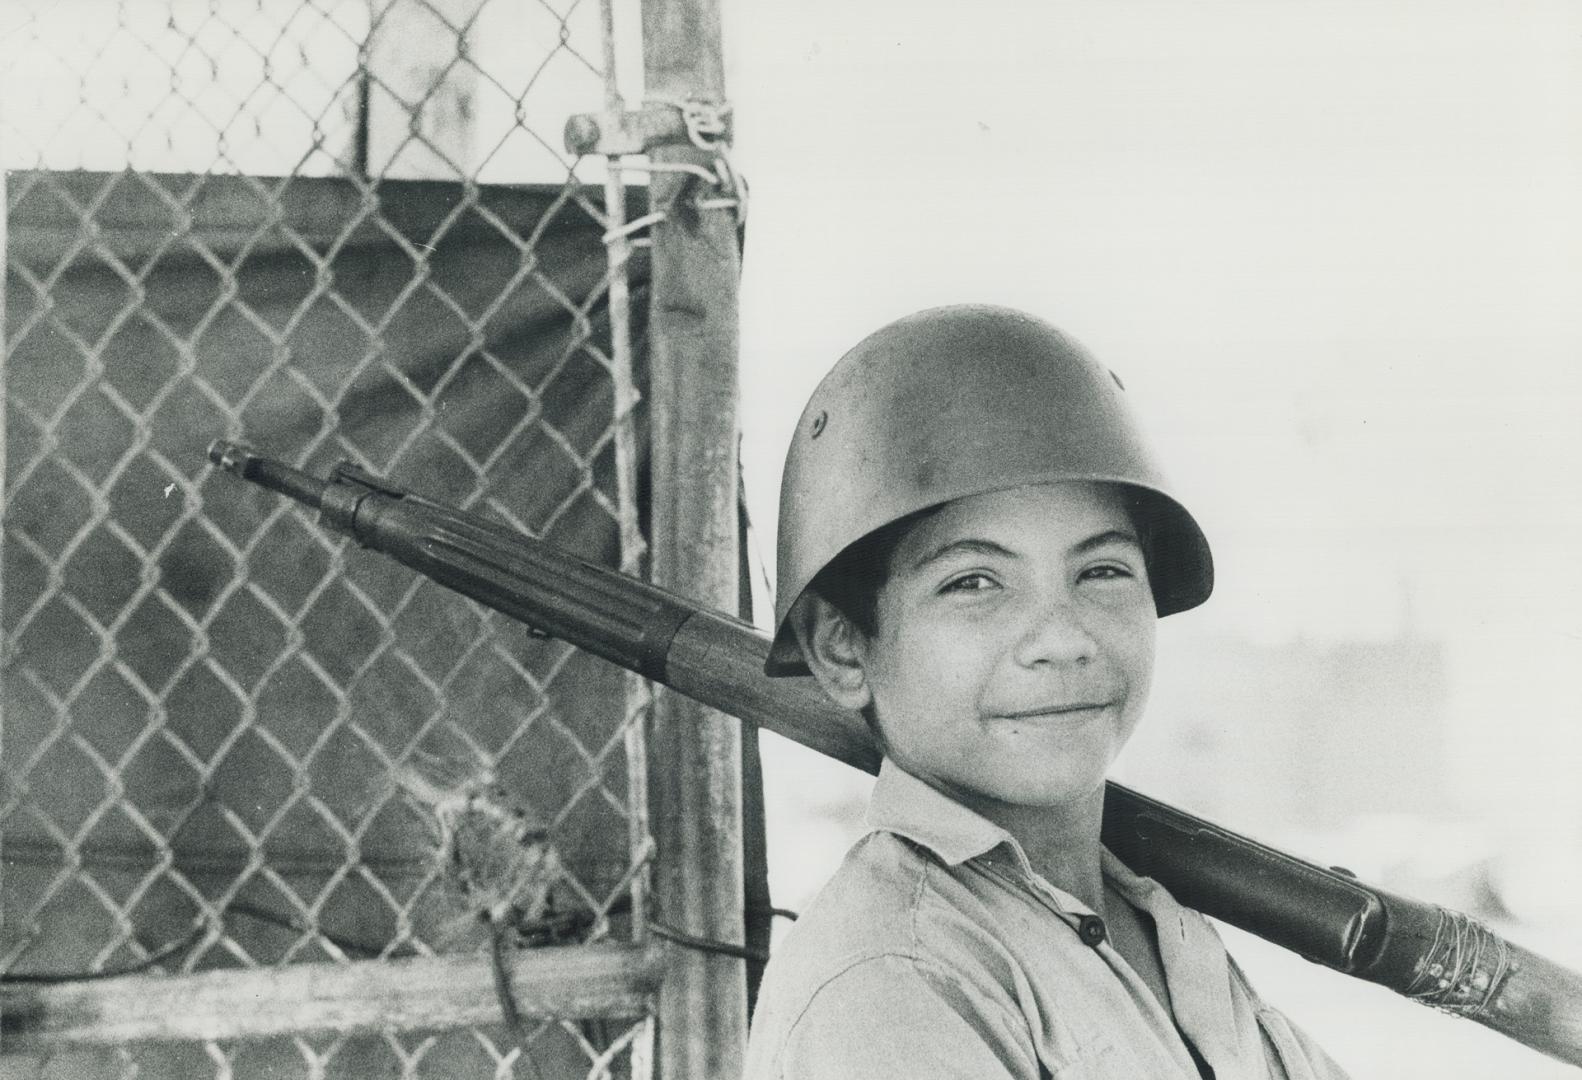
[950,767,1113,815]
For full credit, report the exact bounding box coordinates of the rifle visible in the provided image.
[208,440,1582,1067]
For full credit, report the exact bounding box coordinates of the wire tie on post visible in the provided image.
[615,159,722,185]
[643,96,732,150]
[607,155,745,225]
[603,210,668,245]
[681,99,729,149]
[707,150,747,226]
[646,917,769,964]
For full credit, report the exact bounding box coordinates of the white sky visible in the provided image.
[723,0,1582,831]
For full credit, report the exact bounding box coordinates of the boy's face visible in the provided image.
[842,481,1157,816]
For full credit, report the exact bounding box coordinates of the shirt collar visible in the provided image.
[865,761,1245,1067]
[863,760,1182,918]
[863,758,1022,867]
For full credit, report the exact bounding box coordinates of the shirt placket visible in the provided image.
[969,850,1209,1080]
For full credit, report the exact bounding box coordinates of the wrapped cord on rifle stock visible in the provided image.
[1103,783,1514,1017]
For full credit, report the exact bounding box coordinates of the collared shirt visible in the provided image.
[745,760,1352,1079]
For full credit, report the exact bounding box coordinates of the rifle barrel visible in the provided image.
[209,441,327,510]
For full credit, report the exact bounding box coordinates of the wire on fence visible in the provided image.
[1,1,654,1077]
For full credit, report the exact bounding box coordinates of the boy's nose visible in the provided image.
[1012,599,1098,668]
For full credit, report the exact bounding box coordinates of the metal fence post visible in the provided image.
[1,150,7,1052]
[638,0,747,1075]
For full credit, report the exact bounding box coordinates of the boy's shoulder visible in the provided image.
[752,825,1014,1019]
[745,826,1040,1079]
[774,829,938,968]
[757,762,1034,1009]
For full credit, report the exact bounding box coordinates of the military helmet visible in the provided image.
[765,304,1213,677]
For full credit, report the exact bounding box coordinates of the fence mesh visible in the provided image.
[1,1,653,1077]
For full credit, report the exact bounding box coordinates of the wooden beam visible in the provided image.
[0,139,7,1057]
[1,943,663,1050]
[639,0,748,1076]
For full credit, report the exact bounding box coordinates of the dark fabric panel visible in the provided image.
[2,168,654,1027]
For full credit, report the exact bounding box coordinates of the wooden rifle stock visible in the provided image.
[209,441,1582,1066]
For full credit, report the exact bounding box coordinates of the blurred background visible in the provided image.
[727,2,1582,1077]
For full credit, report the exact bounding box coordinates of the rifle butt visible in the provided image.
[1103,784,1582,1067]
[1480,940,1582,1067]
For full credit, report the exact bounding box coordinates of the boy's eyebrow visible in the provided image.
[908,538,1017,572]
[908,528,1142,572]
[1072,528,1143,555]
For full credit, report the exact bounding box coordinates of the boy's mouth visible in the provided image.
[993,702,1113,721]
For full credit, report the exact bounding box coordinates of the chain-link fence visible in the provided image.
[1,1,657,1076]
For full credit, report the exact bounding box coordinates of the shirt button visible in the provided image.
[1077,915,1107,947]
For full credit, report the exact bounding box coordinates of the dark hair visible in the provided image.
[805,509,939,736]
[805,506,940,639]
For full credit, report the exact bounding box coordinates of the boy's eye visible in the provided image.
[1080,563,1134,582]
[940,572,998,594]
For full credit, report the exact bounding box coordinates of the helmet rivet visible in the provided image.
[810,410,828,438]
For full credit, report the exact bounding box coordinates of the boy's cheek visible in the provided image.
[870,620,959,679]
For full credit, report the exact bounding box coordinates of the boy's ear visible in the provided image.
[788,594,874,713]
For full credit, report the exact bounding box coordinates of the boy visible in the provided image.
[745,306,1348,1079]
